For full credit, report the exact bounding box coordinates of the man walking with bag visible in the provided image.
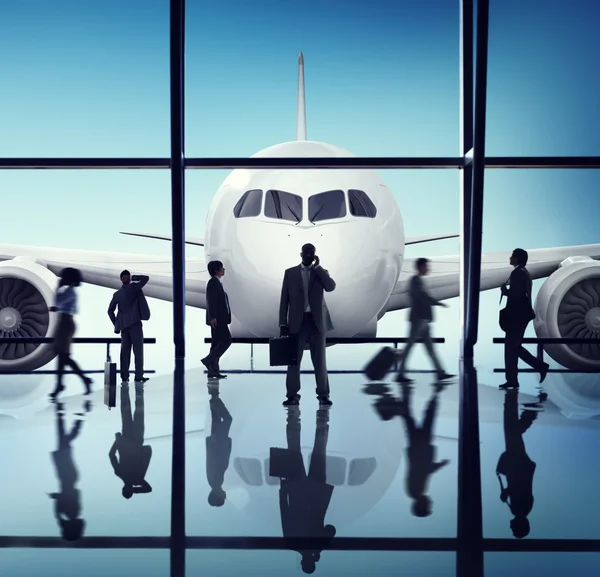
[108,270,150,384]
[498,249,549,389]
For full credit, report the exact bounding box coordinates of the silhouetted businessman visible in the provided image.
[496,389,538,538]
[499,248,549,389]
[202,261,232,379]
[279,244,336,407]
[271,407,336,573]
[48,401,90,541]
[206,382,233,507]
[397,382,449,517]
[107,270,150,383]
[397,258,454,384]
[109,384,152,499]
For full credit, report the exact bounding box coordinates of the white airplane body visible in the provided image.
[1,53,600,373]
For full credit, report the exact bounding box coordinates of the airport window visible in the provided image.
[264,189,303,222]
[308,189,347,223]
[233,189,263,218]
[348,189,377,218]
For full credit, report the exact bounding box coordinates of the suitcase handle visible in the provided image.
[106,343,111,363]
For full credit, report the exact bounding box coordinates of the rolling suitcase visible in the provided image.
[269,335,298,367]
[104,350,117,409]
[363,346,401,381]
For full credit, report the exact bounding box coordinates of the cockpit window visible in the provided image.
[265,189,303,223]
[348,189,377,218]
[308,189,347,223]
[233,189,263,218]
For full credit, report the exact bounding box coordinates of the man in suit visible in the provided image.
[499,248,549,390]
[107,270,150,383]
[202,260,232,379]
[397,258,454,384]
[279,243,336,406]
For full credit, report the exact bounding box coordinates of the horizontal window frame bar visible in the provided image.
[0,535,598,552]
[2,157,600,169]
[204,337,445,344]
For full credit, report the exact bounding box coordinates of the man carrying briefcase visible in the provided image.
[278,244,336,407]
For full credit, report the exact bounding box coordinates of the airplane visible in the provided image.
[1,52,600,374]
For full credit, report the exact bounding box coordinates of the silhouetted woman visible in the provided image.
[49,267,92,399]
[48,402,86,541]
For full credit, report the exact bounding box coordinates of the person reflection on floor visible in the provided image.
[206,381,233,507]
[397,382,450,518]
[496,389,538,539]
[48,400,91,541]
[271,407,336,574]
[109,383,152,498]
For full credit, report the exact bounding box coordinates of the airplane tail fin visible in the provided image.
[296,52,307,140]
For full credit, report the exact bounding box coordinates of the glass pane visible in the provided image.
[265,190,303,223]
[233,189,263,218]
[0,170,177,536]
[1,550,169,577]
[185,170,462,539]
[185,1,459,157]
[348,189,378,218]
[486,553,600,577]
[187,550,456,577]
[308,190,347,222]
[0,1,169,156]
[478,169,600,540]
[487,0,600,155]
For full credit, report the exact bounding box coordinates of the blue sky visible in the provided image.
[1,0,600,382]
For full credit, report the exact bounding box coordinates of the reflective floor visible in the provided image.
[0,368,599,575]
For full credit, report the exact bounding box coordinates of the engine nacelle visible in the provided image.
[0,258,59,371]
[534,256,600,372]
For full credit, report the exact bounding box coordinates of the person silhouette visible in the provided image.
[496,389,538,539]
[48,400,90,541]
[206,381,233,507]
[109,383,152,498]
[397,382,450,517]
[271,407,336,574]
[48,267,93,399]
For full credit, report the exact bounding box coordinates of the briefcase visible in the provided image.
[269,335,298,367]
[104,361,117,409]
[363,346,401,381]
[269,447,305,480]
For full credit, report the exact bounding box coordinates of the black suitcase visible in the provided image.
[269,335,298,367]
[363,346,401,381]
[269,447,305,480]
[104,359,117,409]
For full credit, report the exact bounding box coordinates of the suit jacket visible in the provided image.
[505,266,535,322]
[279,265,336,334]
[107,275,150,332]
[408,274,440,323]
[206,276,231,326]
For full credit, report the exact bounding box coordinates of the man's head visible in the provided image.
[207,260,225,278]
[415,257,430,276]
[510,248,528,267]
[120,270,131,285]
[300,243,316,267]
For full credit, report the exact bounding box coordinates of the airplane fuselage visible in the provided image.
[204,140,405,338]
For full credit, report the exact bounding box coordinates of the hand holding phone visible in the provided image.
[313,255,320,267]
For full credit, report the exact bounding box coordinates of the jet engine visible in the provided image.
[0,258,59,371]
[534,256,600,372]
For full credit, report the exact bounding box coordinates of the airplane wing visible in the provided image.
[0,244,209,309]
[119,231,205,246]
[385,244,600,312]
